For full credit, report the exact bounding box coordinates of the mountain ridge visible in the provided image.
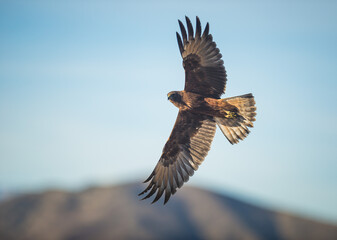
[0,182,336,240]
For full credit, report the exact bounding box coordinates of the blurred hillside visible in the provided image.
[0,182,336,240]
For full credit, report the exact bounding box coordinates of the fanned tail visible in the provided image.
[215,93,256,144]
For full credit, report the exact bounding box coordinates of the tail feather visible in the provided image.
[215,93,256,144]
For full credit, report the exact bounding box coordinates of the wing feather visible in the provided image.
[178,20,187,44]
[178,17,227,98]
[202,22,209,38]
[195,16,202,39]
[139,111,216,204]
[185,16,194,41]
[176,32,184,55]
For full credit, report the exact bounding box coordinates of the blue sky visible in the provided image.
[1,0,337,223]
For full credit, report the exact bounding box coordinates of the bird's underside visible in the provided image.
[139,16,256,204]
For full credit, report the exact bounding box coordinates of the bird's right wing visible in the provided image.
[139,111,216,204]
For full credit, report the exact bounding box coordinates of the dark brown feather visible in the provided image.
[185,16,194,41]
[202,22,209,38]
[177,17,227,98]
[176,32,184,55]
[195,17,201,39]
[178,20,187,44]
[139,111,216,204]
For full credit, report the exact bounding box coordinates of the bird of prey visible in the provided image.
[139,16,256,204]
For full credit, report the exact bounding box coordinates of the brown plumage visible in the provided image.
[139,16,257,204]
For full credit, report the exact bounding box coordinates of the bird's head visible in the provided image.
[167,91,185,109]
[167,91,182,103]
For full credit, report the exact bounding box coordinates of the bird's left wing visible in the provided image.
[139,111,216,204]
[177,16,227,98]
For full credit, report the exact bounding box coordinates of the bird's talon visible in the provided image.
[225,111,237,119]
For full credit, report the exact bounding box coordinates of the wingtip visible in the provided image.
[185,16,194,40]
[143,172,154,183]
[176,32,184,55]
[195,16,201,39]
[141,195,149,201]
[138,187,148,196]
[164,194,171,205]
[178,19,187,43]
[202,22,210,37]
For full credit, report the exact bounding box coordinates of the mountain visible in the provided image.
[0,183,336,240]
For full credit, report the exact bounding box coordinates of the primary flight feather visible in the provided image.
[139,16,256,204]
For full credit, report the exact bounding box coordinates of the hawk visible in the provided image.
[139,16,256,204]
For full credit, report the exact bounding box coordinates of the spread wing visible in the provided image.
[139,111,216,204]
[177,16,227,98]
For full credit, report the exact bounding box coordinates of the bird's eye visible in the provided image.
[168,93,181,102]
[172,94,180,101]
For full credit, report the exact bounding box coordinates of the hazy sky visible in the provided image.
[1,1,337,223]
